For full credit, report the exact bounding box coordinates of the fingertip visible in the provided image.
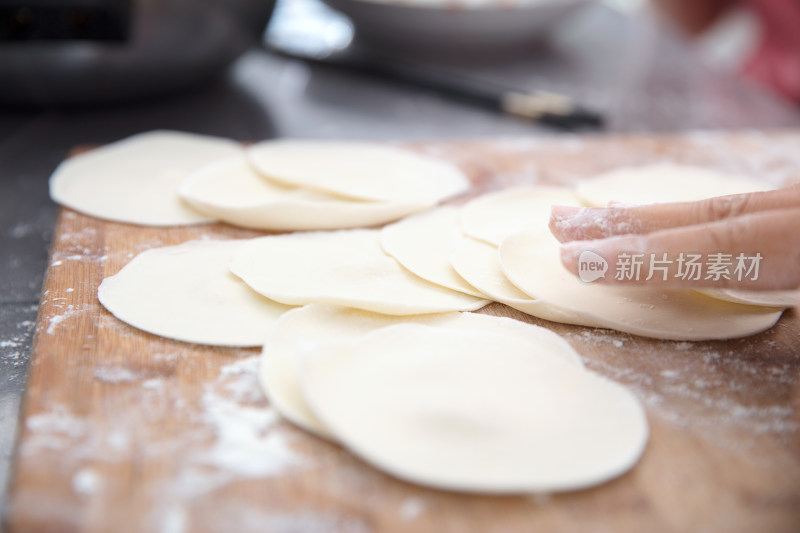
[606,200,641,207]
[560,241,583,275]
[551,205,581,218]
[560,234,651,285]
[549,205,581,243]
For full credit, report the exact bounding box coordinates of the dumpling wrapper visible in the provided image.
[247,140,470,204]
[50,130,241,225]
[300,324,648,493]
[450,236,594,325]
[698,288,798,308]
[230,229,488,315]
[380,206,485,297]
[98,240,293,346]
[260,304,583,438]
[498,231,784,340]
[460,185,581,246]
[179,156,429,231]
[576,163,773,207]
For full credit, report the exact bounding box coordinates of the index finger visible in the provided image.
[550,184,800,243]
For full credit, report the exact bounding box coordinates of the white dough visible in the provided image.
[260,304,583,438]
[230,229,488,315]
[498,231,784,340]
[698,288,798,308]
[380,206,485,297]
[49,130,242,225]
[247,140,470,203]
[300,324,648,493]
[576,163,773,207]
[179,156,429,231]
[460,185,581,246]
[98,240,293,346]
[449,236,593,325]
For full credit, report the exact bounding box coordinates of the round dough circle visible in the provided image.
[230,229,488,315]
[301,324,648,493]
[260,304,583,438]
[498,231,784,340]
[179,156,429,231]
[380,206,485,297]
[450,236,593,325]
[698,288,798,308]
[98,240,293,346]
[460,185,581,246]
[49,130,242,226]
[247,140,470,203]
[576,163,773,207]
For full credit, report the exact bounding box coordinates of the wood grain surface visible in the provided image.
[6,131,800,533]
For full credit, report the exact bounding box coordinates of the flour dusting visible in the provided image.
[45,304,93,335]
[72,468,101,495]
[550,206,643,238]
[197,356,301,477]
[24,405,88,453]
[46,314,66,335]
[566,329,799,449]
[94,366,141,383]
[399,497,428,521]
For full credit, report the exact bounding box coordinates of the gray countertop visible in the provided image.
[2,0,799,512]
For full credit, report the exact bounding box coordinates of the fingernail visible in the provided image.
[551,205,582,222]
[560,241,583,269]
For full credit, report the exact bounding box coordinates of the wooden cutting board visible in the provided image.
[6,131,800,533]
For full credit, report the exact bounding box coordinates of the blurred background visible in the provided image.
[1,0,798,128]
[1,0,800,508]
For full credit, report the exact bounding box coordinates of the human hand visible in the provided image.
[549,185,800,296]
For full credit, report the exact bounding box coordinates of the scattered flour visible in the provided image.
[45,315,66,335]
[219,356,264,403]
[399,497,428,521]
[143,378,164,391]
[159,506,189,533]
[566,328,799,447]
[219,356,261,375]
[550,206,643,238]
[196,356,301,478]
[24,405,88,453]
[72,468,101,495]
[1,315,36,382]
[93,366,141,383]
[159,504,371,533]
[153,352,181,363]
[198,389,298,477]
[9,222,34,239]
[21,355,304,510]
[45,304,93,334]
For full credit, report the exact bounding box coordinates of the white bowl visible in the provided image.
[320,0,591,53]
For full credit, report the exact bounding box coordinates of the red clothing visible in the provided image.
[743,0,800,102]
